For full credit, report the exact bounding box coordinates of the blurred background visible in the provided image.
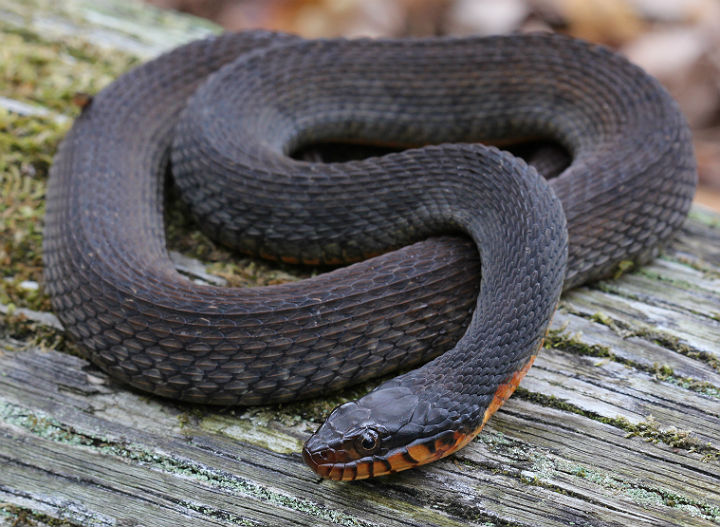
[145,0,720,210]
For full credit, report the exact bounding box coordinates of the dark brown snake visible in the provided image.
[43,31,697,481]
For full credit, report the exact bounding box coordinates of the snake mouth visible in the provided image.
[302,430,472,481]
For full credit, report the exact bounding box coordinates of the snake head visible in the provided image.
[302,383,471,481]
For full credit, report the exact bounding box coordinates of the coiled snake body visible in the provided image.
[43,31,697,480]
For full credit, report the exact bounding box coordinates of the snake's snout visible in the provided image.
[301,440,330,475]
[302,437,350,479]
[302,400,395,480]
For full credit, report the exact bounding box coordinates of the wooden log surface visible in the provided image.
[1,0,719,525]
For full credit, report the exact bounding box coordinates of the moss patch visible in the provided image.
[564,462,720,520]
[623,415,718,461]
[545,329,613,358]
[0,309,67,352]
[0,23,138,113]
[562,301,720,373]
[546,330,720,399]
[0,504,90,527]
[514,388,719,459]
[638,328,720,372]
[0,20,137,318]
[0,109,65,313]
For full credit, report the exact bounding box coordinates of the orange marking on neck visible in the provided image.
[341,466,356,481]
[406,443,433,464]
[372,460,392,478]
[328,465,344,481]
[383,453,414,473]
[317,350,543,480]
[385,434,467,475]
[355,462,370,480]
[445,353,538,458]
[378,354,539,476]
[481,354,536,427]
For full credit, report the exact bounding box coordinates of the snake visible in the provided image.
[43,31,697,481]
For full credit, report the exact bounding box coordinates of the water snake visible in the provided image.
[43,31,697,480]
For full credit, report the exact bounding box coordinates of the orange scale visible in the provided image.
[481,354,536,428]
[385,451,415,473]
[372,460,392,478]
[355,462,371,480]
[406,443,434,465]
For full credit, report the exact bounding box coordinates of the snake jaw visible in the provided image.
[303,427,469,481]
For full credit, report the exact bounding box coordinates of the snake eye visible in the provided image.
[353,428,381,455]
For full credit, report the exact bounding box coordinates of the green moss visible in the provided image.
[0,19,308,326]
[650,363,720,399]
[0,400,99,446]
[623,416,718,459]
[653,363,674,377]
[0,110,65,313]
[0,309,67,352]
[589,311,614,328]
[0,20,137,319]
[514,389,720,459]
[563,301,719,373]
[637,328,720,371]
[469,419,720,522]
[546,331,720,399]
[563,463,720,518]
[612,259,634,279]
[0,23,139,113]
[585,309,630,336]
[522,451,720,521]
[0,504,86,527]
[514,388,591,418]
[473,428,719,521]
[545,329,613,358]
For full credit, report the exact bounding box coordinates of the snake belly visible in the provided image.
[43,31,697,480]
